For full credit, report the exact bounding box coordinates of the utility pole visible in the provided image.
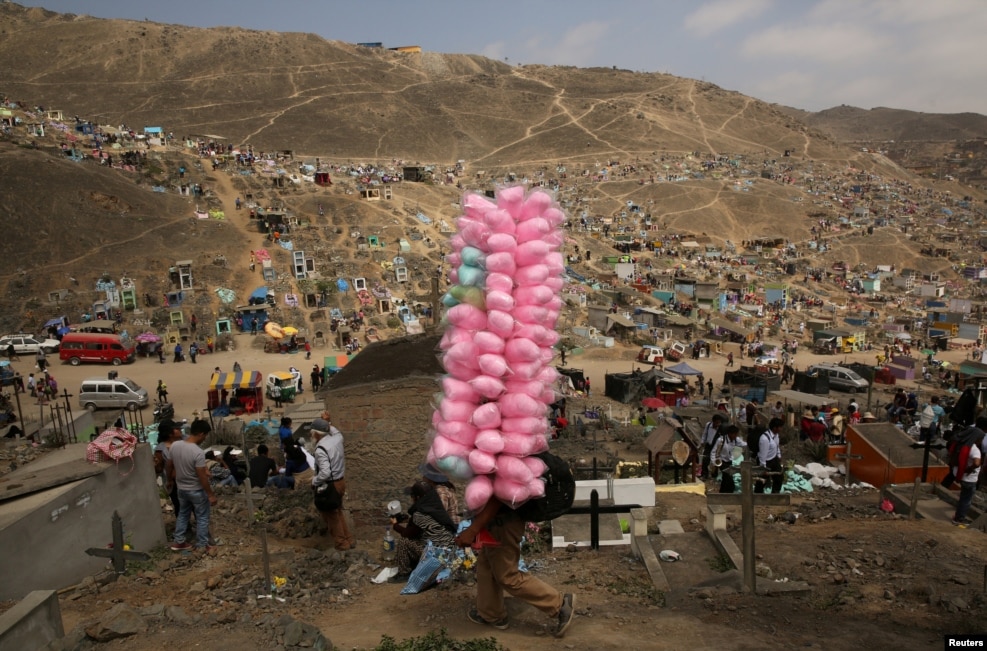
[429,274,441,333]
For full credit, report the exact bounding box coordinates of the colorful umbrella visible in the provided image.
[264,322,285,339]
[641,397,668,409]
[282,326,299,335]
[134,332,161,343]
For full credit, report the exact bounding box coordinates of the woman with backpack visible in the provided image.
[712,425,746,493]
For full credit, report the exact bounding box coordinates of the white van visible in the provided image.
[78,375,149,411]
[807,363,870,393]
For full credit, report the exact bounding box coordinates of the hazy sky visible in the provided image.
[18,0,986,114]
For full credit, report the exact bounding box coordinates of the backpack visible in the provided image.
[513,452,576,522]
[919,404,936,429]
[746,426,765,462]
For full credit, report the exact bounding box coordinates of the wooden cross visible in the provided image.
[706,461,790,593]
[84,511,150,574]
[910,439,946,483]
[831,441,864,487]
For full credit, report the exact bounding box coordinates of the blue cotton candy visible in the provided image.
[461,246,486,269]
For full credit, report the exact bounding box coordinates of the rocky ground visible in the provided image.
[16,442,985,651]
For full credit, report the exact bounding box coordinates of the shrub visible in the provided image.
[374,628,504,651]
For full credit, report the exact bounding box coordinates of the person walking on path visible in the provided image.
[311,415,355,550]
[173,342,183,363]
[271,383,282,408]
[35,349,47,372]
[455,498,575,637]
[167,420,217,552]
[157,380,168,403]
[189,341,198,364]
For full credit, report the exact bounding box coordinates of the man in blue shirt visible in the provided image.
[278,417,292,446]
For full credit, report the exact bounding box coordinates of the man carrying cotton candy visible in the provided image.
[455,496,574,638]
[433,186,574,637]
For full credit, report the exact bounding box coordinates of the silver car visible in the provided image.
[0,334,60,355]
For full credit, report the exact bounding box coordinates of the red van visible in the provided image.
[59,332,136,366]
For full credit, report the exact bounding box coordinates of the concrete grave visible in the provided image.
[551,478,655,548]
[0,443,165,600]
[0,590,63,651]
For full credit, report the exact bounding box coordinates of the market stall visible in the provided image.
[207,370,263,414]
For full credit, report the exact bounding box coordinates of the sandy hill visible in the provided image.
[781,104,987,144]
[779,105,987,186]
[0,3,848,163]
[0,3,983,336]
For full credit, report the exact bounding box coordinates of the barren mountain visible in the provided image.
[781,104,987,144]
[0,3,847,163]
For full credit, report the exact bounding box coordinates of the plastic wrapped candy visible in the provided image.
[468,448,498,475]
[465,474,494,511]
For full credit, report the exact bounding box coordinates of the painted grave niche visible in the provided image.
[293,251,307,280]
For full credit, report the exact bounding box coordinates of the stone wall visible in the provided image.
[325,377,437,509]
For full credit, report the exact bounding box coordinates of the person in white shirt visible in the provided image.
[711,424,746,493]
[952,417,987,526]
[311,414,355,550]
[699,414,724,479]
[757,418,784,494]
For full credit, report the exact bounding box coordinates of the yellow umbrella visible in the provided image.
[283,326,299,335]
[264,322,285,339]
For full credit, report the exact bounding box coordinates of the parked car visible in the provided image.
[59,332,135,366]
[636,345,665,365]
[753,355,781,369]
[78,375,149,411]
[266,372,299,402]
[665,341,687,362]
[0,334,60,355]
[807,363,870,393]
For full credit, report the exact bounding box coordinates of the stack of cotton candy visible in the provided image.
[428,186,566,512]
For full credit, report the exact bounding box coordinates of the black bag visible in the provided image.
[314,481,342,512]
[514,452,576,522]
[747,425,765,462]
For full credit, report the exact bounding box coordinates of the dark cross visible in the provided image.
[706,461,790,594]
[84,511,150,574]
[910,439,946,483]
[59,387,76,443]
[831,441,864,488]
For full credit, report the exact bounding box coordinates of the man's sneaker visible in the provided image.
[554,593,575,638]
[466,607,509,630]
[952,520,969,528]
[170,541,192,551]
